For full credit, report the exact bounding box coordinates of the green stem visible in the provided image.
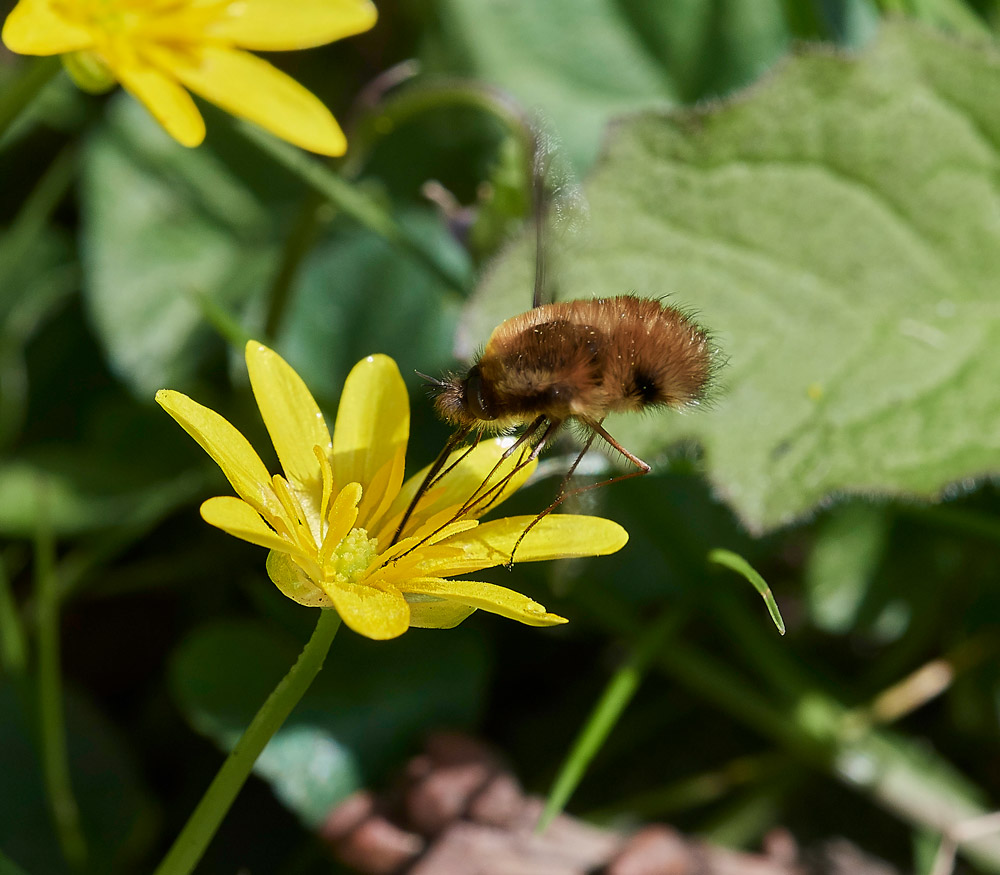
[0,846,30,875]
[0,56,63,144]
[236,122,469,295]
[35,491,87,870]
[342,79,536,180]
[536,610,682,832]
[263,191,326,339]
[0,553,27,680]
[153,609,342,875]
[575,582,1000,871]
[585,752,787,822]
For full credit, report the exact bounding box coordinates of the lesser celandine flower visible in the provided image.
[155,342,627,640]
[1,0,376,154]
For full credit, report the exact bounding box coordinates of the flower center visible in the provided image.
[325,528,378,586]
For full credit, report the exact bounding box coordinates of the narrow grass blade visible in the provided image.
[35,489,87,869]
[536,610,682,833]
[0,553,27,680]
[0,846,31,875]
[708,549,785,635]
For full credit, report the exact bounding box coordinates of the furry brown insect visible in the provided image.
[432,295,713,453]
[388,295,716,555]
[390,135,717,555]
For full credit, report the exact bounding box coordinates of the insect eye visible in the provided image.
[465,366,493,420]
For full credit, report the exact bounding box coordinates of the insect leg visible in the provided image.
[390,425,472,546]
[507,426,596,567]
[581,417,652,476]
[386,416,555,566]
[455,415,552,519]
[507,418,650,565]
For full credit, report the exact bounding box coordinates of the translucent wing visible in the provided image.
[530,122,589,308]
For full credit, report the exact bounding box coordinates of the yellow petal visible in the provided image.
[156,390,286,523]
[401,578,566,627]
[388,438,537,538]
[115,60,206,147]
[413,515,629,577]
[406,597,476,630]
[322,579,410,640]
[245,342,332,499]
[200,496,292,553]
[266,550,334,608]
[332,355,409,493]
[356,444,405,533]
[211,0,377,50]
[149,44,345,156]
[2,0,93,55]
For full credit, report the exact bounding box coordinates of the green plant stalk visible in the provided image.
[263,191,326,339]
[575,584,1000,871]
[191,289,255,351]
[0,56,62,144]
[153,608,342,875]
[342,79,537,179]
[0,846,30,875]
[0,144,77,284]
[0,553,27,680]
[236,122,469,296]
[587,752,787,822]
[35,498,87,870]
[698,767,801,848]
[658,640,1000,871]
[536,611,682,833]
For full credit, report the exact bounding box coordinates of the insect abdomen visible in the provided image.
[604,297,713,412]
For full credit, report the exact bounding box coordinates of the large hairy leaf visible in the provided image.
[467,21,1000,533]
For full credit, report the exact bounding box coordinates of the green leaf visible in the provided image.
[0,228,75,450]
[0,683,155,875]
[469,21,1000,533]
[0,448,202,537]
[276,210,465,400]
[169,619,488,826]
[434,0,791,168]
[804,503,889,633]
[79,96,277,397]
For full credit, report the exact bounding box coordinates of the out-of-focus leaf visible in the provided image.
[433,0,792,168]
[469,21,1000,534]
[276,210,465,401]
[805,503,889,633]
[169,619,489,827]
[0,229,75,450]
[0,683,155,875]
[0,449,202,537]
[79,96,277,397]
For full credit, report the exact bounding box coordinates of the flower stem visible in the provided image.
[35,488,87,870]
[536,610,683,833]
[237,122,470,295]
[0,56,63,144]
[153,609,342,875]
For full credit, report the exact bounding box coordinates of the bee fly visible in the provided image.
[392,134,718,557]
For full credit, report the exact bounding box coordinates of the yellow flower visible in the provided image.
[156,342,628,640]
[1,0,376,154]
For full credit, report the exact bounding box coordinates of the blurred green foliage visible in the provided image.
[4,1,1000,873]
